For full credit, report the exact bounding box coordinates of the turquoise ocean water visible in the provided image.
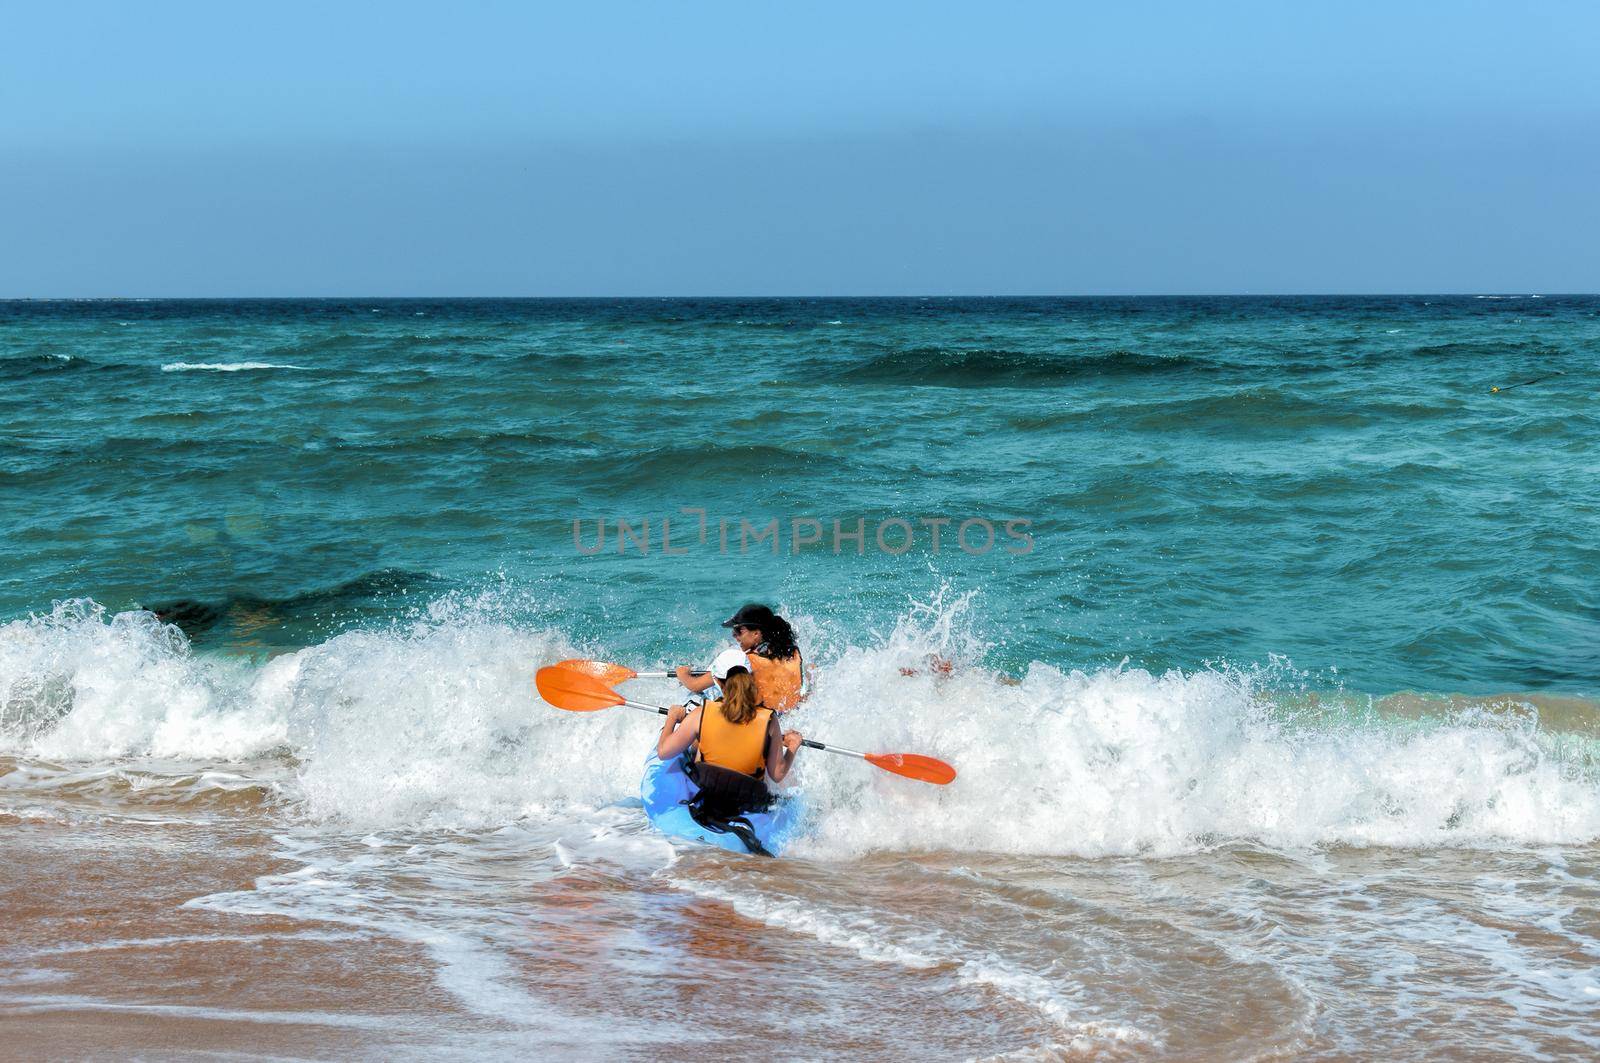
[4,296,1596,694]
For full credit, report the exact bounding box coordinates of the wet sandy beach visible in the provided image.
[6,755,1598,1060]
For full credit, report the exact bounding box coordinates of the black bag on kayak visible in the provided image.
[683,758,775,857]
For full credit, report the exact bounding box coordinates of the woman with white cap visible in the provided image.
[674,603,805,712]
[657,647,803,818]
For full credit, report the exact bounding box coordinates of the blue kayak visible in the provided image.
[640,752,804,857]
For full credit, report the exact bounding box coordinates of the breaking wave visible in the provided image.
[2,595,1597,856]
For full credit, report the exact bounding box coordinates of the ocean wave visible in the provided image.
[1116,387,1461,433]
[160,362,305,372]
[2,436,301,473]
[507,349,616,372]
[139,568,449,642]
[828,347,1212,387]
[304,431,600,458]
[0,602,284,759]
[0,353,123,381]
[662,872,1160,1046]
[3,595,1597,856]
[252,331,375,357]
[571,442,857,489]
[1406,340,1566,360]
[253,331,511,362]
[0,758,281,812]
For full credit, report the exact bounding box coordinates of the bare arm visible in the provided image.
[676,666,716,695]
[657,705,701,760]
[765,717,801,783]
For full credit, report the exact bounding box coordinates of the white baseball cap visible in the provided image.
[710,648,751,680]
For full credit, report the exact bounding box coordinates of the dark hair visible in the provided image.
[757,614,799,661]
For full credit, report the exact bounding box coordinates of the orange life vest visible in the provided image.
[747,651,803,712]
[697,700,773,776]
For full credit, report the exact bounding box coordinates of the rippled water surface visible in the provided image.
[3,297,1598,1057]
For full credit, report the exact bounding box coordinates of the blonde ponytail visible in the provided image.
[719,669,759,725]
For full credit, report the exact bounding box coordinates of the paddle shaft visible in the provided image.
[631,670,707,678]
[619,698,867,761]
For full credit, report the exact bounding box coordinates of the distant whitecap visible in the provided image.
[160,361,305,372]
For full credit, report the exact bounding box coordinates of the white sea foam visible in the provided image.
[23,930,366,957]
[2,595,1597,855]
[662,873,1157,1045]
[0,601,284,759]
[0,995,415,1030]
[181,826,680,1042]
[159,361,304,372]
[184,833,546,1025]
[788,654,1600,858]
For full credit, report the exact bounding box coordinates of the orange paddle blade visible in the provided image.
[554,658,638,685]
[864,753,957,785]
[535,666,625,712]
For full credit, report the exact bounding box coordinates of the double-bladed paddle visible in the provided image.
[553,658,700,685]
[535,665,957,785]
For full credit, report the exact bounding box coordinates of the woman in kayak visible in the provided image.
[658,648,803,816]
[675,603,805,712]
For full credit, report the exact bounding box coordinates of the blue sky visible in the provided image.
[4,1,1597,295]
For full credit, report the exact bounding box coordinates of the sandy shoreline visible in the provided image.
[3,816,484,1060]
[11,800,1599,1059]
[3,809,1056,1060]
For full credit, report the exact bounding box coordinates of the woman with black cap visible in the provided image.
[675,603,806,712]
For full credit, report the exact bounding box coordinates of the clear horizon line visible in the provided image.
[1,291,1589,302]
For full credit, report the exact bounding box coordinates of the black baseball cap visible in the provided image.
[721,603,778,629]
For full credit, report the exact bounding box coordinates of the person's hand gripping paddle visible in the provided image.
[535,666,956,785]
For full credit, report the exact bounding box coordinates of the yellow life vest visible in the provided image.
[698,700,773,776]
[747,651,803,712]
